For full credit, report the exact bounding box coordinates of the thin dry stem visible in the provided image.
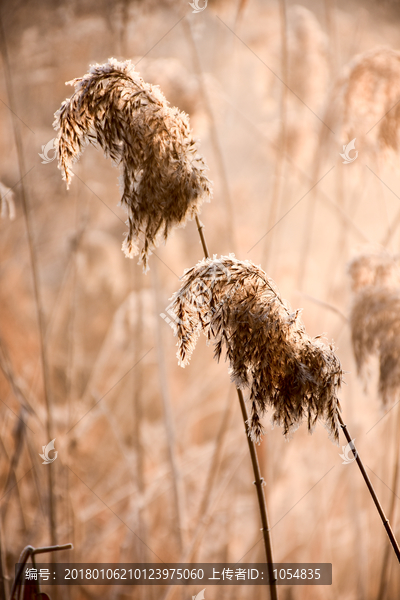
[0,12,57,548]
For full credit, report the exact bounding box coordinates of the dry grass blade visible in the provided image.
[349,251,400,405]
[167,255,343,443]
[53,57,212,271]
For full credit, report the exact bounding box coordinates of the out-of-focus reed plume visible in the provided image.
[324,47,400,154]
[53,58,212,270]
[168,255,343,443]
[349,251,400,404]
[0,181,15,220]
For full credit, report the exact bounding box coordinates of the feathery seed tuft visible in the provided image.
[53,58,212,270]
[168,255,343,443]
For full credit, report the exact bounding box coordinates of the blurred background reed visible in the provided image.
[1,0,400,598]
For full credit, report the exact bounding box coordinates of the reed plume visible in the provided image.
[324,47,400,154]
[0,182,15,220]
[349,251,400,404]
[167,255,343,443]
[53,58,212,270]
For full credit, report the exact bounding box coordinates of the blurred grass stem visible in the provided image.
[0,14,56,547]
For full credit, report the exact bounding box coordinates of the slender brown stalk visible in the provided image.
[194,220,278,599]
[184,18,236,252]
[338,413,400,562]
[376,403,400,599]
[0,14,56,546]
[132,268,147,568]
[237,388,278,598]
[195,216,209,258]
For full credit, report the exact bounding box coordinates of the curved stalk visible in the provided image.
[376,403,400,599]
[195,216,278,599]
[338,413,400,563]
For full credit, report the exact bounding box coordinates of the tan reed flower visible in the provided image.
[326,47,400,154]
[0,181,15,221]
[349,252,400,404]
[167,255,343,442]
[53,58,212,271]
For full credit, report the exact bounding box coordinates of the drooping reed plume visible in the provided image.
[349,251,400,404]
[0,182,15,220]
[53,58,212,270]
[167,255,343,443]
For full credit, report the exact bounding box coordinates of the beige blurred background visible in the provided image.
[1,0,400,598]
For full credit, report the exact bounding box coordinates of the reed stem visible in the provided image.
[237,388,278,599]
[194,215,278,599]
[338,413,400,562]
[376,403,400,599]
[185,18,236,252]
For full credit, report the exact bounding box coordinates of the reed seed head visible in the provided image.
[349,252,400,404]
[335,47,400,153]
[168,255,343,443]
[53,58,212,271]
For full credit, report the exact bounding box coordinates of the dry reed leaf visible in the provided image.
[349,252,400,404]
[53,58,212,271]
[0,181,15,221]
[167,255,343,443]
